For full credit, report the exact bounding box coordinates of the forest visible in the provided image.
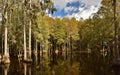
[0,0,120,75]
[0,0,118,62]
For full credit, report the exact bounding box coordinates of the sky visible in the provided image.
[51,0,102,20]
[0,0,102,21]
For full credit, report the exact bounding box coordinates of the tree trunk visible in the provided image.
[2,2,10,63]
[28,0,32,59]
[4,19,8,57]
[113,0,119,60]
[4,11,9,58]
[24,11,27,60]
[29,18,32,58]
[70,36,73,65]
[36,40,38,52]
[65,43,68,59]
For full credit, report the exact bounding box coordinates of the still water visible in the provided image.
[0,51,117,75]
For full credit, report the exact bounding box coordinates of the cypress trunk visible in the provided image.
[24,10,27,60]
[113,0,119,60]
[28,0,32,59]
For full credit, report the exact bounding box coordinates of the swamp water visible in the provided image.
[0,51,117,75]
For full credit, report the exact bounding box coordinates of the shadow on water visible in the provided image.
[0,50,118,75]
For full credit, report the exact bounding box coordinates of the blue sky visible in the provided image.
[51,0,102,20]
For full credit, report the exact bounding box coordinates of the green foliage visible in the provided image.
[52,18,65,44]
[0,0,118,53]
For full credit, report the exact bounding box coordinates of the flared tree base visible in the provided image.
[2,56,10,64]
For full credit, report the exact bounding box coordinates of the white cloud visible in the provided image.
[79,7,84,11]
[81,0,102,6]
[52,0,102,20]
[52,0,101,9]
[52,0,79,9]
[79,6,99,19]
[64,6,78,13]
[66,5,100,20]
[51,0,67,9]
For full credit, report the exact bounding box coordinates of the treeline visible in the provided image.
[0,0,119,61]
[0,0,56,63]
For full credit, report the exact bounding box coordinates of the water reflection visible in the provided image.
[0,51,117,75]
[23,63,31,75]
[112,67,120,75]
[24,63,27,75]
[1,64,10,75]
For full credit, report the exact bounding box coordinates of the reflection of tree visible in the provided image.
[24,63,27,75]
[51,60,79,75]
[0,51,115,75]
[79,52,113,75]
[23,63,32,75]
[3,64,9,75]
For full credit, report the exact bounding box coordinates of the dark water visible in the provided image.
[0,51,117,75]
